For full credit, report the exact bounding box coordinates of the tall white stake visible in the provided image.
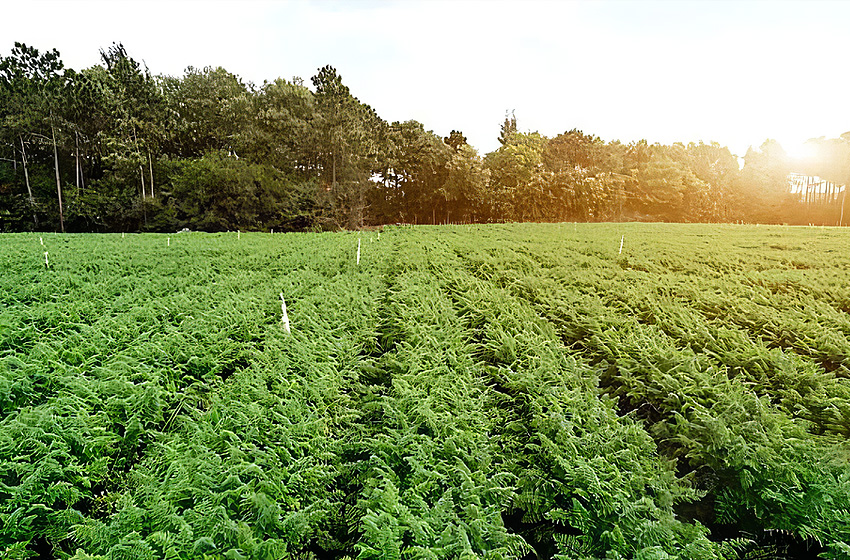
[279,293,291,333]
[167,237,170,247]
[619,235,624,255]
[39,237,43,246]
[44,251,49,269]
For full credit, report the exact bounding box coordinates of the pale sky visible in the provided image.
[3,0,849,157]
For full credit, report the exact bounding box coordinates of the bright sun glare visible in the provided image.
[785,141,818,162]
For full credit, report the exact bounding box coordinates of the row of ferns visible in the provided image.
[1,223,850,559]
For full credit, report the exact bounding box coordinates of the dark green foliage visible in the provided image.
[4,42,848,233]
[169,153,320,232]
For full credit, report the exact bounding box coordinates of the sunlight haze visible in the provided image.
[3,0,848,156]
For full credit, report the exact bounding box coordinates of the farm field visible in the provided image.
[1,223,850,560]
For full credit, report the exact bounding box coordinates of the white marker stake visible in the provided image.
[39,237,43,246]
[167,237,170,247]
[357,238,361,265]
[271,228,274,234]
[122,232,125,238]
[44,251,49,269]
[619,235,624,255]
[279,293,291,333]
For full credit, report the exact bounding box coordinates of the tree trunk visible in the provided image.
[355,187,361,229]
[148,152,154,198]
[139,165,146,201]
[20,135,37,228]
[75,131,81,194]
[51,124,65,233]
[133,125,146,200]
[332,149,336,190]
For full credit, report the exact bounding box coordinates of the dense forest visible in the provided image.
[2,41,850,233]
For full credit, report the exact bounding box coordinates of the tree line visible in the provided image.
[2,41,849,232]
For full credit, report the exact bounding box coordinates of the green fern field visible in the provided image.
[2,224,850,560]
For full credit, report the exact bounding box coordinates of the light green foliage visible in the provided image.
[484,131,547,220]
[1,224,850,559]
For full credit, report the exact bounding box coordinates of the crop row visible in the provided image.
[444,223,850,558]
[1,224,849,559]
